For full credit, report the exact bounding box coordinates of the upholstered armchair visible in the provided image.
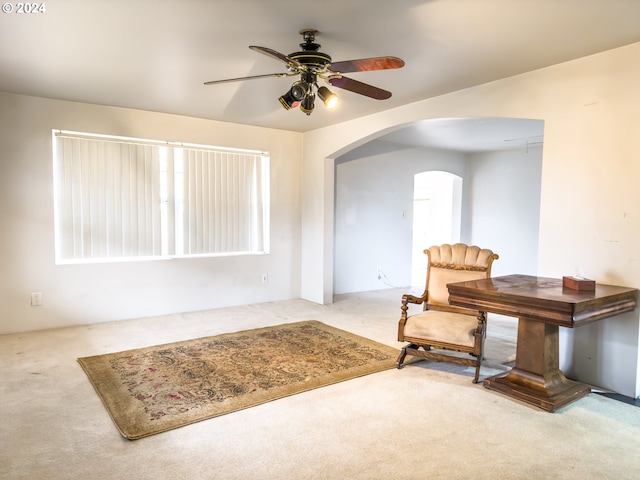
[397,243,499,383]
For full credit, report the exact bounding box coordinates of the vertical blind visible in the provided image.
[178,148,267,255]
[53,131,269,263]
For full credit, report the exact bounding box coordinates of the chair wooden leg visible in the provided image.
[396,347,408,369]
[473,358,482,383]
[397,343,428,369]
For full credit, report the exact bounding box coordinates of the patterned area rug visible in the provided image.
[78,320,398,439]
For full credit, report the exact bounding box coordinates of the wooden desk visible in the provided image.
[447,274,637,412]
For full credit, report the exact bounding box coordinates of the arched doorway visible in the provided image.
[411,171,462,286]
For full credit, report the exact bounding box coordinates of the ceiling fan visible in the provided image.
[204,29,405,115]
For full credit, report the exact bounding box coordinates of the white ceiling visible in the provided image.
[1,0,640,138]
[378,117,545,152]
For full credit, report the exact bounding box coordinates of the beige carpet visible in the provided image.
[78,320,398,439]
[3,290,640,480]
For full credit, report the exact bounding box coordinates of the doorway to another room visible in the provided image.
[411,171,462,286]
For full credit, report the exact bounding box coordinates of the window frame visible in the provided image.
[52,130,270,265]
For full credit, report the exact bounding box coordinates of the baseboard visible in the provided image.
[594,392,640,407]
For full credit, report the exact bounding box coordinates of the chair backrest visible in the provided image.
[425,243,498,312]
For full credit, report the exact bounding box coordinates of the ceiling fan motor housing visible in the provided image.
[290,30,332,73]
[289,50,332,71]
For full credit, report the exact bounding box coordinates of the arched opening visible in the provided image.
[331,116,543,296]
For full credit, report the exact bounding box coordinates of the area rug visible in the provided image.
[78,320,398,440]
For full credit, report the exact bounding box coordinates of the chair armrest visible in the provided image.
[402,293,426,306]
[399,292,427,341]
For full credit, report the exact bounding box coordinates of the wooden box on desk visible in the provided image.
[562,276,596,291]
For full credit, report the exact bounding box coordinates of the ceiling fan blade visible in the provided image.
[249,46,304,70]
[328,76,392,100]
[329,56,404,74]
[204,72,292,85]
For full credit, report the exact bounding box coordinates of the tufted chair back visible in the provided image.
[425,243,498,309]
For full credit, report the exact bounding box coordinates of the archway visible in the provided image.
[331,117,543,295]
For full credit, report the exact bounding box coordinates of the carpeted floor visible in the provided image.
[78,320,398,439]
[2,289,640,479]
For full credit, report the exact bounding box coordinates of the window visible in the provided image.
[53,130,269,264]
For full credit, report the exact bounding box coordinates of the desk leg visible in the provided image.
[483,318,591,412]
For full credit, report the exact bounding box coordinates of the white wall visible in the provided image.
[302,42,640,397]
[0,92,303,334]
[467,146,542,276]
[333,143,541,294]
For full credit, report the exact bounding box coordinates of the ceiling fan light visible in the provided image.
[318,86,339,109]
[278,81,309,110]
[300,94,315,115]
[278,92,300,110]
[290,81,309,101]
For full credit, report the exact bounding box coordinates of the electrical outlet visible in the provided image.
[261,273,268,284]
[31,292,42,307]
